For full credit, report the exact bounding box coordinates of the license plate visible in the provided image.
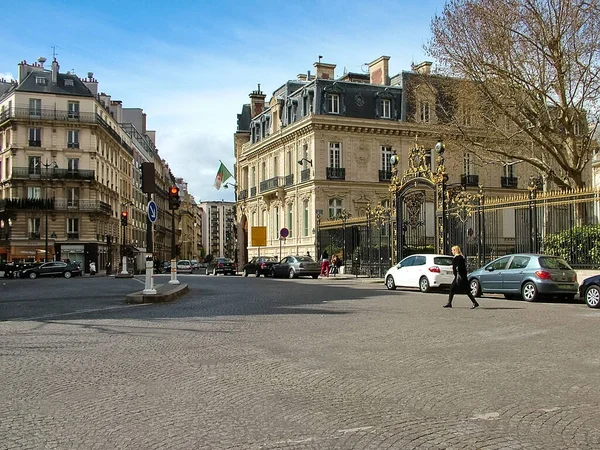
[558,284,572,289]
[444,271,453,275]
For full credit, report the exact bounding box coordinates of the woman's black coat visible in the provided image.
[452,254,469,293]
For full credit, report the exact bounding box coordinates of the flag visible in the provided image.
[214,162,233,190]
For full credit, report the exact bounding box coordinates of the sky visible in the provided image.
[1,0,446,203]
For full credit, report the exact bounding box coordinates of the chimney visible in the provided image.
[368,56,390,85]
[82,72,98,95]
[51,58,60,84]
[313,59,336,80]
[297,73,307,81]
[249,84,266,118]
[412,61,433,75]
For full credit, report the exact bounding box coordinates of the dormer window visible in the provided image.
[420,102,431,123]
[382,99,391,118]
[64,79,74,87]
[35,76,46,85]
[328,94,340,114]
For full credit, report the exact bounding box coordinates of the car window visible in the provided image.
[508,256,530,270]
[413,256,426,266]
[490,256,511,270]
[296,256,314,262]
[400,256,416,267]
[539,256,572,270]
[433,257,453,266]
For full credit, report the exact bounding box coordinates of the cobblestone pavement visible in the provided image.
[1,274,600,449]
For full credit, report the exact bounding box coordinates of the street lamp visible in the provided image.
[434,138,448,254]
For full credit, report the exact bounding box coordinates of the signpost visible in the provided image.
[147,200,157,223]
[251,226,267,257]
[279,228,289,261]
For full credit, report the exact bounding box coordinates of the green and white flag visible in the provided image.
[214,162,233,190]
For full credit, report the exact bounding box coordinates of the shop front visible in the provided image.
[55,244,85,268]
[10,245,55,263]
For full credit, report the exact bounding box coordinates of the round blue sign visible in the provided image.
[147,200,158,223]
[280,227,289,238]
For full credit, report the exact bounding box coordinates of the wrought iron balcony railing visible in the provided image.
[250,186,257,197]
[326,167,346,180]
[29,139,41,147]
[284,174,294,186]
[301,168,311,182]
[259,176,283,193]
[379,170,392,181]
[238,189,248,200]
[501,176,518,188]
[0,197,111,215]
[12,167,95,180]
[28,232,41,240]
[54,199,112,214]
[461,174,479,186]
[67,232,80,240]
[0,198,54,211]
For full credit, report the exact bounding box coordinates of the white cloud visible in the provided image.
[0,72,14,81]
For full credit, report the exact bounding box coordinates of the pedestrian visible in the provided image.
[444,245,479,309]
[89,261,97,276]
[306,251,311,258]
[320,249,330,277]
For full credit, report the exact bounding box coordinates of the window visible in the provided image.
[29,98,41,118]
[28,187,41,199]
[28,218,41,239]
[382,99,391,118]
[35,76,46,85]
[381,146,393,171]
[68,101,80,118]
[251,167,256,187]
[328,198,343,218]
[328,94,340,114]
[261,161,266,181]
[67,188,79,207]
[287,204,293,238]
[504,163,516,178]
[29,128,41,147]
[462,106,472,126]
[29,156,41,175]
[303,201,309,236]
[488,256,510,271]
[463,153,474,175]
[420,102,430,123]
[67,130,79,148]
[274,207,279,238]
[64,79,74,87]
[68,158,79,172]
[508,256,530,270]
[67,218,79,239]
[273,156,278,177]
[303,96,308,116]
[329,142,341,168]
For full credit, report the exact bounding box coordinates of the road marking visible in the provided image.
[337,426,374,434]
[6,304,149,321]
[470,412,500,420]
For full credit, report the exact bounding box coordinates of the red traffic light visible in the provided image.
[169,186,179,196]
[121,211,128,218]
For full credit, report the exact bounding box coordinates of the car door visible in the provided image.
[502,255,531,293]
[274,257,289,277]
[479,256,511,292]
[247,258,257,272]
[393,256,416,287]
[406,255,427,288]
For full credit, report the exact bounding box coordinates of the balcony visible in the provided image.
[12,167,95,181]
[501,176,518,188]
[326,167,346,180]
[379,170,392,181]
[250,186,257,197]
[300,168,311,182]
[461,174,479,186]
[259,176,283,193]
[284,174,294,186]
[54,199,112,214]
[28,232,41,240]
[0,198,54,211]
[67,142,80,149]
[29,139,41,147]
[238,189,248,200]
[67,232,79,240]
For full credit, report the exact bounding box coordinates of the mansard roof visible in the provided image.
[15,71,93,97]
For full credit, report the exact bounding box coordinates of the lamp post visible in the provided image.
[315,213,322,258]
[365,204,372,277]
[434,138,448,255]
[40,159,57,262]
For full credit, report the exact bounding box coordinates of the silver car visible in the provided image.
[468,253,578,302]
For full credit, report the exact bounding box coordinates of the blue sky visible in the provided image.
[2,0,446,202]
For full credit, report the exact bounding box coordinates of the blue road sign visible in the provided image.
[147,200,158,223]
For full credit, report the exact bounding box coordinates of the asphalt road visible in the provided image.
[1,273,599,449]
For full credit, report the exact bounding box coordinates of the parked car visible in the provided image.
[385,254,454,292]
[579,274,600,308]
[176,260,194,274]
[190,260,200,270]
[21,261,81,279]
[207,257,237,275]
[270,255,320,279]
[242,256,278,277]
[468,253,578,302]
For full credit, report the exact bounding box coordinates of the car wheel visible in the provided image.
[64,271,72,279]
[419,276,430,293]
[213,268,217,276]
[385,275,396,290]
[29,272,37,280]
[243,269,248,277]
[470,279,482,297]
[522,281,538,302]
[289,268,296,279]
[585,285,600,308]
[255,269,261,277]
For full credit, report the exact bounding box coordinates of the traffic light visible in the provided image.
[120,211,128,226]
[168,185,181,210]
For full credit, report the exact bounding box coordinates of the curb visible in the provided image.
[125,283,189,304]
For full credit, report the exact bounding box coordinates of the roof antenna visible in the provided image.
[318,55,323,64]
[50,45,60,59]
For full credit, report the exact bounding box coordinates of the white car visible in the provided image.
[176,260,194,274]
[385,254,454,292]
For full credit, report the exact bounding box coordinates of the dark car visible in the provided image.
[21,261,81,279]
[270,255,321,279]
[468,253,578,302]
[207,257,237,275]
[242,256,278,277]
[579,275,600,308]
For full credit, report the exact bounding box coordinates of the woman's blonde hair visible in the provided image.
[451,245,463,256]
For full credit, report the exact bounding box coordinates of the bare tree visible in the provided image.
[426,0,600,189]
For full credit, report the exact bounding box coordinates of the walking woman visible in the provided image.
[444,245,479,309]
